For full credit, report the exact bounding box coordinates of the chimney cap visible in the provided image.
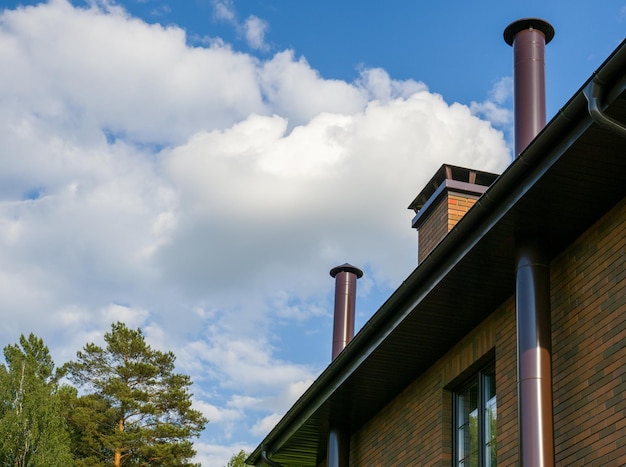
[504,18,555,46]
[407,164,498,213]
[330,263,363,278]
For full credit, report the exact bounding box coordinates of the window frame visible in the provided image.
[452,361,497,467]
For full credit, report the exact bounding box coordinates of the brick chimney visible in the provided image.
[409,164,498,263]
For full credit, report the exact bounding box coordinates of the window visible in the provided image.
[454,363,496,467]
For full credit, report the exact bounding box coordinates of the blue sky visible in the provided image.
[0,0,624,465]
[95,0,625,115]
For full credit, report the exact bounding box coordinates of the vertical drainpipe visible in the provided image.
[504,19,555,467]
[327,263,363,467]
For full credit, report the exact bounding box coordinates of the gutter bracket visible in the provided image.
[583,76,626,138]
[261,449,284,467]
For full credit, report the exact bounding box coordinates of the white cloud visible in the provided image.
[179,331,316,392]
[194,399,242,425]
[471,76,514,126]
[0,0,511,455]
[260,51,366,126]
[244,15,269,51]
[213,0,236,23]
[160,90,509,307]
[212,0,270,51]
[251,413,282,437]
[101,304,149,328]
[0,0,266,145]
[194,442,254,467]
[356,67,427,102]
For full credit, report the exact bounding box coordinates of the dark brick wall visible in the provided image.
[418,191,478,263]
[350,302,517,466]
[551,197,626,466]
[348,197,624,466]
[494,299,519,466]
[418,193,449,264]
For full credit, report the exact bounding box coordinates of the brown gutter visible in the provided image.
[505,18,555,466]
[584,77,626,137]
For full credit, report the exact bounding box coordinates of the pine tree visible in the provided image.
[59,387,114,467]
[0,333,73,466]
[64,322,208,467]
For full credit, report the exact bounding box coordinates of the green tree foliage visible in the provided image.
[0,333,73,466]
[59,387,115,467]
[64,322,208,467]
[226,449,250,467]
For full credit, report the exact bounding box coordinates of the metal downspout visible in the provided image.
[327,427,349,467]
[515,232,554,466]
[261,449,283,467]
[583,77,626,138]
[504,18,555,467]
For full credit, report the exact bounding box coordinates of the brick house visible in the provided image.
[247,20,626,467]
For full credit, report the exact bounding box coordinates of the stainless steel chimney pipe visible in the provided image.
[327,263,362,467]
[505,18,554,156]
[330,263,363,360]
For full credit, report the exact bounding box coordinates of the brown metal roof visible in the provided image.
[248,39,626,467]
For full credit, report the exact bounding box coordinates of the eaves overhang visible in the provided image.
[248,39,626,467]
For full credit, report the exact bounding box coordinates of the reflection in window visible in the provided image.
[455,364,496,467]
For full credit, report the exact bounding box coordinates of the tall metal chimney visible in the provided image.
[329,263,363,360]
[504,18,555,467]
[327,263,362,467]
[504,18,554,155]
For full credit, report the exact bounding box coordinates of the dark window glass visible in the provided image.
[454,364,496,467]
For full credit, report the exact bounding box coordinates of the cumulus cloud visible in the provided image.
[356,67,427,102]
[259,51,366,125]
[0,0,511,458]
[159,90,508,306]
[0,0,266,145]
